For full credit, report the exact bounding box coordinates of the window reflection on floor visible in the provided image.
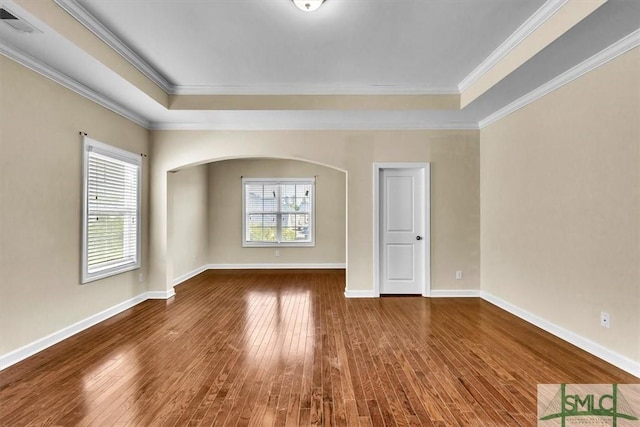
[242,288,314,369]
[80,348,142,423]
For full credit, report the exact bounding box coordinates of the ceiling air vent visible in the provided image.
[1,8,41,33]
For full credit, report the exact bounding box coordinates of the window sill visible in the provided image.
[82,262,140,284]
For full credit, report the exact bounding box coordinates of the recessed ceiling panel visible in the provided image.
[76,0,546,92]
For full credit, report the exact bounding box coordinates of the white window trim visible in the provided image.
[242,177,316,248]
[82,136,141,283]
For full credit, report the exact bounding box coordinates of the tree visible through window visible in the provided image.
[243,178,314,246]
[82,136,141,283]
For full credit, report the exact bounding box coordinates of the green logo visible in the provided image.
[538,384,640,426]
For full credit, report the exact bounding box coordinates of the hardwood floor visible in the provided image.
[0,270,636,426]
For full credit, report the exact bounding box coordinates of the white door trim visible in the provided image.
[373,163,431,297]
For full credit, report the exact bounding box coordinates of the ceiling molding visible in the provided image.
[479,29,640,129]
[458,0,568,92]
[171,85,460,96]
[0,41,150,129]
[0,39,475,131]
[52,0,461,97]
[53,0,174,93]
[5,25,636,133]
[149,122,480,131]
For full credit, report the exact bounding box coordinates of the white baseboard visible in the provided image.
[344,289,378,298]
[0,293,145,370]
[146,288,176,299]
[481,291,640,379]
[173,266,207,286]
[5,277,636,379]
[207,263,346,270]
[0,289,176,371]
[430,289,481,298]
[345,289,482,298]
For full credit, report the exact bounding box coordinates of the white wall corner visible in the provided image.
[0,293,148,371]
[481,291,640,379]
[430,289,482,298]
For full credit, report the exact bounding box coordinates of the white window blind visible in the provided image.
[243,178,315,247]
[82,136,141,283]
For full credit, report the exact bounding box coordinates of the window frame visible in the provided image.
[81,136,142,283]
[242,177,315,248]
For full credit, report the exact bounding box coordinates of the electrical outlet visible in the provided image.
[455,271,463,280]
[138,273,144,283]
[275,250,280,257]
[600,312,610,328]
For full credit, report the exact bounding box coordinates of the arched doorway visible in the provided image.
[165,156,348,292]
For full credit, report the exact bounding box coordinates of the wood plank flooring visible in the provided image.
[0,270,636,426]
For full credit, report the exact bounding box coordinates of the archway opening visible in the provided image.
[167,156,348,287]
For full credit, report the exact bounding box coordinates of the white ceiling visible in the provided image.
[76,0,546,93]
[1,0,638,129]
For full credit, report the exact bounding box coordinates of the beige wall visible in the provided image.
[480,47,640,363]
[0,56,150,355]
[168,165,209,281]
[150,130,480,293]
[2,32,636,373]
[207,158,346,266]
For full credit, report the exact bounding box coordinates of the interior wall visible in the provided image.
[208,158,346,266]
[0,56,150,356]
[150,130,480,294]
[480,47,640,363]
[168,164,209,281]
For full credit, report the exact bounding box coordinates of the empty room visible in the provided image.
[0,0,639,425]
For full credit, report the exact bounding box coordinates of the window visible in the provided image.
[82,136,141,283]
[243,178,315,247]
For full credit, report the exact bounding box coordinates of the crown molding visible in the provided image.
[0,41,150,128]
[458,0,568,92]
[149,121,480,131]
[0,39,477,131]
[53,0,173,93]
[479,29,640,128]
[5,25,636,133]
[53,0,460,97]
[172,85,460,96]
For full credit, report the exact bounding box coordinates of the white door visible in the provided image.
[380,167,426,295]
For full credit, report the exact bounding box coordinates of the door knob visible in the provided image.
[416,236,422,240]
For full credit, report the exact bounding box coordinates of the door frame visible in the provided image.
[373,162,431,297]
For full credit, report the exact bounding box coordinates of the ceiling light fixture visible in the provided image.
[291,0,325,12]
